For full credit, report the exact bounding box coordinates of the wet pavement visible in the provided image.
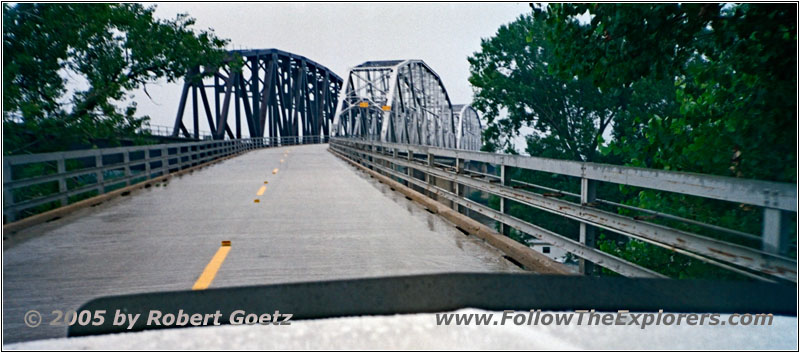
[2,143,520,344]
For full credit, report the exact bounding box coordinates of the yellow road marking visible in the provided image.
[273,168,279,174]
[256,185,267,196]
[192,246,231,290]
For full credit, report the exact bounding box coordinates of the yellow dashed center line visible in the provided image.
[192,246,231,290]
[273,168,279,174]
[256,185,267,196]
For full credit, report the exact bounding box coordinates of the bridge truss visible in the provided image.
[332,60,481,150]
[172,49,343,140]
[453,104,482,151]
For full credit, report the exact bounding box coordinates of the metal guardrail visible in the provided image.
[329,138,797,282]
[3,136,328,223]
[139,124,213,140]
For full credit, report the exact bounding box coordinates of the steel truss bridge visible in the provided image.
[169,51,483,152]
[3,49,797,345]
[171,49,343,141]
[332,60,482,151]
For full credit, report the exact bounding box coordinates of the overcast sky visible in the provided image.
[132,2,531,130]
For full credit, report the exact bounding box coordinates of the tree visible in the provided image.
[468,14,616,162]
[469,4,796,278]
[532,3,797,183]
[3,3,230,154]
[530,3,797,277]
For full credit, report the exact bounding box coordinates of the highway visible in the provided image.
[2,144,521,343]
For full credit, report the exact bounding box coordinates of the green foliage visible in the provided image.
[3,3,230,154]
[534,3,797,275]
[532,3,723,89]
[470,4,796,278]
[533,3,796,182]
[468,15,615,162]
[596,233,744,279]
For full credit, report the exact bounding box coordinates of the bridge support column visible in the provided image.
[579,177,597,276]
[762,208,791,256]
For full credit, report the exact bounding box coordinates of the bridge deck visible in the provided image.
[3,144,520,343]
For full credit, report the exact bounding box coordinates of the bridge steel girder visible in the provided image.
[332,60,481,151]
[173,49,343,140]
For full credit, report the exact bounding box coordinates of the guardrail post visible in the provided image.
[762,208,791,256]
[406,149,413,187]
[160,147,168,175]
[392,148,399,179]
[57,158,68,206]
[426,153,435,198]
[443,157,456,210]
[122,151,131,186]
[456,157,465,214]
[500,165,511,236]
[369,143,376,170]
[4,159,15,222]
[95,153,104,194]
[580,177,598,275]
[144,149,151,179]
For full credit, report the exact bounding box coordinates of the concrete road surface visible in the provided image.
[3,144,520,344]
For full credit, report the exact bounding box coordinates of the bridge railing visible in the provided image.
[138,124,214,140]
[3,135,328,223]
[329,137,797,283]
